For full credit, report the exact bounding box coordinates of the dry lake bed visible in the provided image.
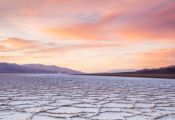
[0,74,175,120]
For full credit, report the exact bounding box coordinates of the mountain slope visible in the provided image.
[0,62,82,74]
[83,65,175,79]
[134,66,175,74]
[23,64,82,74]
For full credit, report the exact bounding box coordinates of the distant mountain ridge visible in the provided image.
[134,65,175,74]
[82,65,175,79]
[0,62,82,74]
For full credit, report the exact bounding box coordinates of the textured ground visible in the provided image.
[0,74,175,120]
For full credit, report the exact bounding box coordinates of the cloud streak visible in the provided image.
[0,38,39,51]
[136,48,175,68]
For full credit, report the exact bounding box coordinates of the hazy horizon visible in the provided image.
[0,0,175,72]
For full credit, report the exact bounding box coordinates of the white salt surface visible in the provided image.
[0,74,175,120]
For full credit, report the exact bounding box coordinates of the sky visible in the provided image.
[0,0,175,72]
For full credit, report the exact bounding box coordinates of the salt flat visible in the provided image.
[0,74,175,120]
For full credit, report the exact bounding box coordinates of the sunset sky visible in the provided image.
[0,0,175,72]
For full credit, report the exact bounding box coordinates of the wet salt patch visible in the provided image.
[92,112,133,120]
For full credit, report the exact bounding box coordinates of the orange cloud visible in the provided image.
[2,0,175,42]
[44,24,99,40]
[26,42,121,57]
[136,48,175,68]
[0,56,22,61]
[43,0,175,42]
[43,12,121,41]
[116,1,175,40]
[0,45,7,51]
[0,38,38,50]
[0,37,121,57]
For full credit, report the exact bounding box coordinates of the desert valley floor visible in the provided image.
[0,74,175,120]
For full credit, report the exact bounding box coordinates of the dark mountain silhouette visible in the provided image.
[0,62,82,74]
[134,65,175,74]
[83,65,175,79]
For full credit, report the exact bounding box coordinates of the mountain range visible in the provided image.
[0,62,175,78]
[0,62,82,74]
[83,65,175,79]
[133,65,175,74]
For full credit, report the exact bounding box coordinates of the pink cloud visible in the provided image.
[136,48,175,68]
[0,38,38,50]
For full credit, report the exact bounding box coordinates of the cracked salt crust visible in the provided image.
[0,74,175,120]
